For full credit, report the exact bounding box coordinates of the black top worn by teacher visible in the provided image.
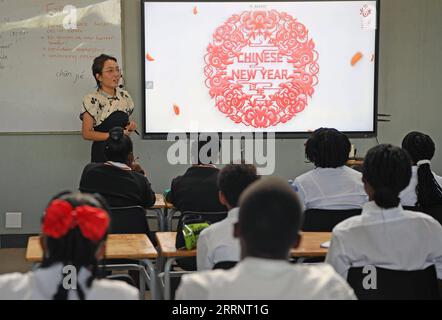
[81,88,134,163]
[79,162,156,208]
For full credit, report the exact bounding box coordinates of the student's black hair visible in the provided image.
[92,54,117,88]
[217,164,260,207]
[402,131,442,207]
[41,191,110,300]
[104,127,133,163]
[305,128,351,168]
[362,144,412,209]
[238,177,303,259]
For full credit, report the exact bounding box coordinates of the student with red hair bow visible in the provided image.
[0,192,138,300]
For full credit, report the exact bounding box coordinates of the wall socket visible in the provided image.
[5,212,22,229]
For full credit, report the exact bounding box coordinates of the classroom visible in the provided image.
[0,0,441,302]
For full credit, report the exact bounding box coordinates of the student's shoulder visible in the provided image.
[0,272,30,299]
[332,214,365,234]
[89,278,139,300]
[181,269,230,288]
[294,169,317,184]
[403,209,442,228]
[299,264,356,299]
[82,162,104,174]
[343,165,363,177]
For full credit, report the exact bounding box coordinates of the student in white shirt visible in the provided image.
[0,192,138,300]
[291,128,367,210]
[197,164,259,270]
[326,144,442,290]
[177,177,356,300]
[400,131,442,207]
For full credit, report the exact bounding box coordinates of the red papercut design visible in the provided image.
[360,5,372,18]
[204,10,319,128]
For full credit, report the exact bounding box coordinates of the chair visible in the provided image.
[213,261,237,270]
[175,211,228,271]
[107,206,155,288]
[109,205,156,244]
[347,265,440,300]
[302,208,362,232]
[109,206,149,234]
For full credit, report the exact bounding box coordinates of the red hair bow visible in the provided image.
[42,199,110,242]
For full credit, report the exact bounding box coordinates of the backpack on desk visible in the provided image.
[175,214,210,250]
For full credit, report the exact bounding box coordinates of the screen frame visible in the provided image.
[141,0,380,140]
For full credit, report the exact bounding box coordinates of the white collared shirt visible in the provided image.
[197,207,240,271]
[0,264,138,300]
[291,166,368,210]
[176,257,356,300]
[400,166,442,206]
[325,201,442,280]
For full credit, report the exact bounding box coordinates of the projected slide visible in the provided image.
[143,1,377,135]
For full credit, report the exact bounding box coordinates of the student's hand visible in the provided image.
[126,121,137,132]
[130,162,146,176]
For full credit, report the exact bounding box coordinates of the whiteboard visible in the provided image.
[0,0,122,133]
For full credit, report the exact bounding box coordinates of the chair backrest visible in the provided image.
[302,208,362,232]
[179,211,228,227]
[109,206,149,234]
[213,261,238,270]
[347,265,440,300]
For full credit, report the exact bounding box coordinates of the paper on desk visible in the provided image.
[320,241,330,248]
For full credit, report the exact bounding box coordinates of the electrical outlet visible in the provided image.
[5,212,22,229]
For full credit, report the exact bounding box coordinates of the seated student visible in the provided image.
[291,128,368,210]
[176,177,356,300]
[400,131,442,208]
[197,164,259,271]
[166,138,227,213]
[0,192,138,300]
[326,144,442,282]
[79,127,156,208]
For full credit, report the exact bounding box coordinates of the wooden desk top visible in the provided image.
[26,234,158,263]
[291,232,331,257]
[156,232,196,257]
[156,232,331,258]
[151,194,175,210]
[346,159,364,167]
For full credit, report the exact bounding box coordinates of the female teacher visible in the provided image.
[80,54,137,163]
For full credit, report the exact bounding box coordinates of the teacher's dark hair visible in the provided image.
[363,144,411,209]
[104,127,133,163]
[92,54,117,88]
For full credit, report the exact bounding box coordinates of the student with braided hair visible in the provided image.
[0,192,138,300]
[400,131,442,208]
[291,128,367,210]
[326,144,442,284]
